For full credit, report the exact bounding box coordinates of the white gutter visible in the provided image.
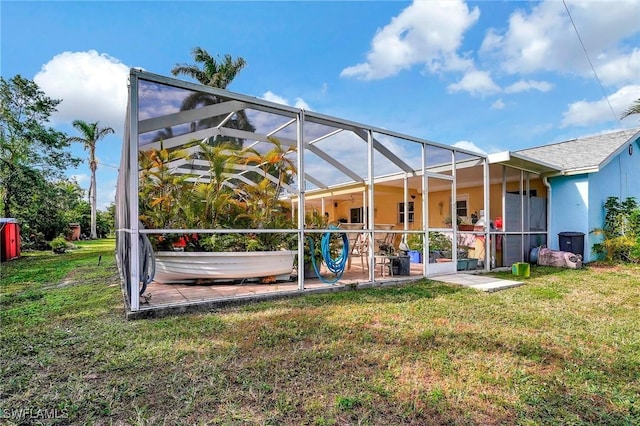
[542,176,552,249]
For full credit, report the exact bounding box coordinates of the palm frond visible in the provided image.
[621,98,640,119]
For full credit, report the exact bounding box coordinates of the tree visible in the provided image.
[0,75,80,219]
[170,47,254,148]
[59,179,91,235]
[172,48,246,90]
[68,120,114,239]
[98,202,116,237]
[621,98,640,119]
[8,173,86,243]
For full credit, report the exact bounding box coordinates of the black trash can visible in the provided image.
[393,256,411,276]
[558,232,585,257]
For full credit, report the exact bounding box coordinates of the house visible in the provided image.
[510,128,640,262]
[116,69,639,315]
[302,128,640,266]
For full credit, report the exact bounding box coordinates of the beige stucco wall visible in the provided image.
[303,178,547,230]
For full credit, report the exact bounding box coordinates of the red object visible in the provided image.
[495,217,503,230]
[1,218,21,262]
[173,234,198,248]
[173,237,187,248]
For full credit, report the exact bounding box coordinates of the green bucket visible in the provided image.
[511,262,530,278]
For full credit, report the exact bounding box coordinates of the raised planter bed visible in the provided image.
[153,250,297,283]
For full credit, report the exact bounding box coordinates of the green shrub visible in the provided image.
[50,235,67,254]
[593,197,640,263]
[407,234,423,252]
[21,231,49,251]
[429,231,452,257]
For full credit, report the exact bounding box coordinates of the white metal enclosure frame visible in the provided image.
[116,69,493,313]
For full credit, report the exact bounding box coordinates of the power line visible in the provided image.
[97,160,119,170]
[562,0,621,125]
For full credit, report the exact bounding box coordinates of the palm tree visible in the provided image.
[172,48,246,90]
[68,120,114,239]
[621,98,640,119]
[171,47,254,148]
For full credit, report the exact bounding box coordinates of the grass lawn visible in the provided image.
[1,239,639,425]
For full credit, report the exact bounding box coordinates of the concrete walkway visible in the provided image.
[432,273,524,292]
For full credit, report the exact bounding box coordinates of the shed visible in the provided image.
[1,218,21,262]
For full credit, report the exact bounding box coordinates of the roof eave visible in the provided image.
[487,151,561,175]
[597,129,640,170]
[544,166,600,178]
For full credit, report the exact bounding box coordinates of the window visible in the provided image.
[350,207,368,223]
[456,199,468,218]
[454,194,469,221]
[398,202,414,223]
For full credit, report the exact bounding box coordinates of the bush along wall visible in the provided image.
[592,197,640,263]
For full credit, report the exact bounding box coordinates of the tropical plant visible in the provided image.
[236,137,297,211]
[68,120,114,239]
[172,48,246,90]
[621,98,640,119]
[138,144,194,232]
[189,141,242,228]
[171,47,254,147]
[304,210,328,267]
[592,196,640,263]
[407,234,423,252]
[428,232,453,257]
[443,215,462,227]
[138,137,297,253]
[230,137,297,251]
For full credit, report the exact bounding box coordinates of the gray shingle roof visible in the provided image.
[515,127,640,173]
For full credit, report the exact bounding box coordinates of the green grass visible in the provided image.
[1,241,639,425]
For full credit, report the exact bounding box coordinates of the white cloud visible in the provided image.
[34,50,130,132]
[453,140,486,154]
[480,0,640,85]
[96,176,117,211]
[261,91,311,110]
[294,98,310,110]
[69,174,90,188]
[561,84,640,127]
[596,48,640,86]
[261,91,288,105]
[491,99,505,110]
[447,70,500,96]
[341,0,479,80]
[504,80,553,94]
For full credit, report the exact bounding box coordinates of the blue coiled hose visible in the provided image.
[307,225,349,284]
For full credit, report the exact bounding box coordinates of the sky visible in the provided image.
[2,0,639,210]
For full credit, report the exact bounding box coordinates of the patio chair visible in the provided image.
[373,224,395,253]
[368,224,396,277]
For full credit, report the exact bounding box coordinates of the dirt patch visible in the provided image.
[41,278,76,290]
[587,262,622,271]
[42,268,119,290]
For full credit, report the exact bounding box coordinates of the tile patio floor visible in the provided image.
[128,261,523,318]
